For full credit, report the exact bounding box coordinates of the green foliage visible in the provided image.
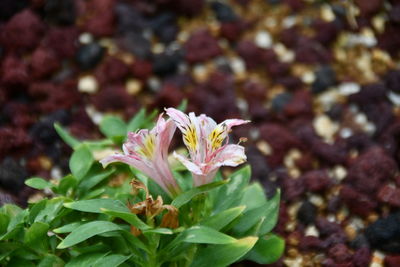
[0,108,283,266]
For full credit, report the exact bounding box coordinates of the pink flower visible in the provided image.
[166,108,249,186]
[100,115,181,197]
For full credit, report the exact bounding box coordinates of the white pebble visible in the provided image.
[333,165,347,181]
[388,91,400,106]
[313,114,339,140]
[79,33,93,44]
[230,57,246,75]
[305,225,319,237]
[282,16,297,28]
[255,31,272,49]
[340,128,353,138]
[85,106,103,125]
[78,76,98,94]
[338,82,360,95]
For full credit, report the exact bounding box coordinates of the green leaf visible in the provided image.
[33,198,65,224]
[143,228,173,235]
[246,234,285,264]
[172,180,229,208]
[57,175,77,195]
[214,165,251,212]
[259,190,280,235]
[100,115,127,141]
[101,209,150,230]
[54,123,80,149]
[25,177,52,190]
[38,254,64,267]
[78,168,115,193]
[180,226,236,244]
[69,145,94,180]
[190,236,258,267]
[127,108,146,132]
[64,199,129,213]
[96,254,131,267]
[24,222,49,245]
[57,221,122,249]
[0,213,10,235]
[201,206,245,231]
[53,222,83,234]
[177,99,188,111]
[65,252,108,267]
[241,183,267,211]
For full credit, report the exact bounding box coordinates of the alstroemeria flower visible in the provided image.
[100,115,181,197]
[166,108,249,186]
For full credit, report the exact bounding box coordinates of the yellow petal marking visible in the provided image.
[208,124,226,150]
[183,124,198,152]
[138,134,155,158]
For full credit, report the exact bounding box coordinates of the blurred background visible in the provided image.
[1,0,400,265]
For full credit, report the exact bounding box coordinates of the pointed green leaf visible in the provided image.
[65,252,108,267]
[127,108,146,132]
[25,177,52,190]
[259,190,280,235]
[241,182,267,211]
[64,199,129,213]
[172,180,229,208]
[214,165,251,212]
[38,254,64,267]
[246,234,285,264]
[78,168,115,193]
[190,237,258,267]
[54,123,80,149]
[101,209,150,230]
[57,221,122,249]
[100,115,127,141]
[143,228,174,235]
[96,254,131,267]
[201,206,245,231]
[69,145,93,180]
[24,222,49,245]
[53,222,83,234]
[0,213,10,235]
[181,226,236,244]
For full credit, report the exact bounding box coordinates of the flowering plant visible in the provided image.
[0,107,283,266]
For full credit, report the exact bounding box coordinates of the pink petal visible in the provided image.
[212,144,247,169]
[221,119,250,130]
[173,151,203,175]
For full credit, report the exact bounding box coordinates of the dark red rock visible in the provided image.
[313,20,340,46]
[316,217,342,237]
[30,47,60,79]
[299,236,323,251]
[236,40,264,69]
[303,169,332,192]
[385,69,400,94]
[153,83,185,109]
[340,185,377,217]
[259,123,300,167]
[354,0,383,16]
[346,147,396,194]
[295,39,331,64]
[328,244,352,263]
[220,21,245,42]
[38,80,81,113]
[385,255,400,267]
[91,85,136,112]
[283,90,312,117]
[378,23,400,55]
[284,0,305,11]
[281,175,305,201]
[267,62,290,77]
[44,27,79,59]
[389,4,400,23]
[242,81,267,101]
[184,29,222,64]
[377,185,400,207]
[0,127,31,159]
[1,56,29,86]
[94,57,130,85]
[132,60,153,80]
[352,247,371,267]
[0,9,44,52]
[81,0,115,37]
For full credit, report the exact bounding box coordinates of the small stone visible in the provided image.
[332,165,347,181]
[255,31,273,49]
[78,76,98,94]
[271,92,292,113]
[75,43,105,70]
[313,114,339,141]
[328,244,352,263]
[210,1,237,22]
[297,201,317,225]
[0,158,28,194]
[365,212,400,253]
[305,225,319,237]
[385,255,400,267]
[338,82,361,95]
[126,79,142,95]
[311,65,337,94]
